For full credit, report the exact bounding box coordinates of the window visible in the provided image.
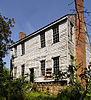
[40,32,45,48]
[21,64,25,76]
[70,22,73,41]
[14,67,17,78]
[53,57,59,73]
[21,43,25,55]
[53,25,59,43]
[15,46,17,57]
[41,60,45,76]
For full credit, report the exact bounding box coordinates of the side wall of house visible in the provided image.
[10,18,69,82]
[86,33,91,70]
[68,15,75,67]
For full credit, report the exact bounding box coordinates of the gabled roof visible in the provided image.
[10,14,74,48]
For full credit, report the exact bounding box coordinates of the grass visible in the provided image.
[25,91,56,100]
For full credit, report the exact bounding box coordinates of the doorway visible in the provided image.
[29,68,34,82]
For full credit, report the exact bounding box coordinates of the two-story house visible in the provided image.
[10,0,91,84]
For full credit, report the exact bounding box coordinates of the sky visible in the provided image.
[0,0,91,69]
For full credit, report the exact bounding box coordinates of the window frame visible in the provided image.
[40,32,46,48]
[53,25,59,44]
[14,46,17,58]
[21,42,25,55]
[53,56,59,73]
[40,60,45,76]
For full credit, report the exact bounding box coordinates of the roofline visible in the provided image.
[10,14,75,48]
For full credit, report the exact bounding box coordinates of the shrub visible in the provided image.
[57,86,81,100]
[31,84,38,92]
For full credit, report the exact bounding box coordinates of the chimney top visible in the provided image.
[19,32,26,40]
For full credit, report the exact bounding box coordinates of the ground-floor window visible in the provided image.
[41,60,45,76]
[53,56,59,73]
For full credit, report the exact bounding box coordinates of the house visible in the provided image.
[10,0,91,85]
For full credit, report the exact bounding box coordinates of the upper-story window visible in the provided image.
[21,43,25,55]
[40,32,45,48]
[69,22,73,41]
[21,64,25,76]
[53,25,59,43]
[15,46,17,57]
[53,56,59,73]
[41,60,45,76]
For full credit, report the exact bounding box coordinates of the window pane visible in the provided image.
[53,57,59,73]
[41,60,45,76]
[53,25,59,43]
[15,46,17,57]
[40,33,45,48]
[22,43,25,55]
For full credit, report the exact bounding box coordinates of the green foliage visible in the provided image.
[86,81,91,97]
[0,67,91,100]
[53,69,60,82]
[7,74,32,100]
[31,84,38,92]
[0,13,14,65]
[0,66,10,99]
[57,86,81,100]
[53,69,67,82]
[24,91,56,100]
[0,13,15,99]
[0,70,31,100]
[56,78,91,100]
[53,53,91,100]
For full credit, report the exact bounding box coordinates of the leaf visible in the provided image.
[86,93,91,97]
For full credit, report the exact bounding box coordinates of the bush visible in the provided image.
[7,77,31,100]
[31,84,38,92]
[57,86,81,100]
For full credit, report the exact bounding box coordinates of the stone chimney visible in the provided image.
[75,0,86,85]
[19,32,26,40]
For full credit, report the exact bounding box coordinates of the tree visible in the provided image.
[0,14,14,70]
[0,13,15,99]
[0,13,15,68]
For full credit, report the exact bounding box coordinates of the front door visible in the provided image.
[29,68,34,82]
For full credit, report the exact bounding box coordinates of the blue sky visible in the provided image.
[0,0,91,69]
